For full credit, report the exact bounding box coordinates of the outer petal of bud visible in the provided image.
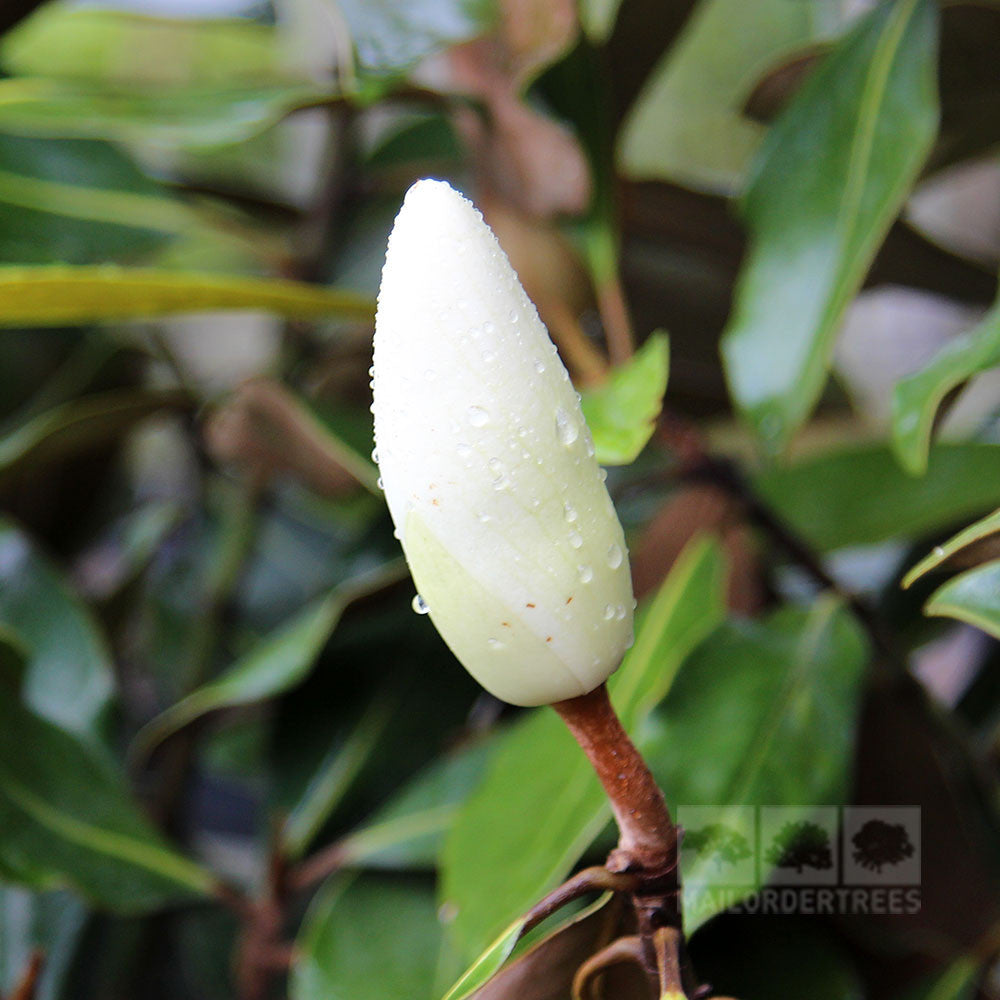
[372,179,634,707]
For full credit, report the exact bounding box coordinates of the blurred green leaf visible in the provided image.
[336,742,492,871]
[338,0,497,76]
[892,296,1000,475]
[0,266,373,327]
[0,697,214,910]
[721,0,939,454]
[132,560,407,759]
[441,537,726,959]
[894,958,979,1000]
[618,0,850,192]
[0,135,193,265]
[0,78,337,149]
[903,506,1000,588]
[0,888,87,1000]
[282,696,394,860]
[924,559,1000,638]
[755,442,1000,552]
[0,389,187,484]
[291,875,443,1000]
[580,331,668,465]
[0,518,113,739]
[2,8,283,85]
[644,597,869,931]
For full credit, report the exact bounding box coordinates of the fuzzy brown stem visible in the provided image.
[553,683,675,874]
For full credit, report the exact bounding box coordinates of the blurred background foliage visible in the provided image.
[0,0,999,998]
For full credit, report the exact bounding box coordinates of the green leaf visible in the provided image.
[895,958,979,1000]
[755,442,1000,552]
[0,697,214,910]
[441,537,726,960]
[282,696,395,860]
[0,518,114,739]
[132,560,407,759]
[618,0,851,193]
[0,135,193,265]
[0,389,188,485]
[440,916,526,1000]
[892,296,1000,475]
[580,332,668,465]
[644,597,869,931]
[0,78,337,150]
[0,888,87,1000]
[902,506,1000,588]
[291,875,443,1000]
[337,0,497,76]
[0,266,373,327]
[924,559,1000,638]
[337,742,492,871]
[721,0,939,454]
[2,8,283,85]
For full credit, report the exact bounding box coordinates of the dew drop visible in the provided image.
[488,457,505,480]
[484,321,496,335]
[509,310,519,323]
[603,604,616,620]
[534,360,546,374]
[563,502,578,524]
[477,511,491,523]
[468,406,490,427]
[569,531,584,549]
[482,350,496,363]
[371,447,379,464]
[555,407,579,446]
[457,443,473,462]
[578,565,594,583]
[487,637,505,651]
[607,543,623,569]
[615,605,627,620]
[376,476,384,490]
[411,594,430,615]
[599,468,608,482]
[932,545,945,558]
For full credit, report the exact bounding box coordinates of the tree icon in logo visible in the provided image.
[852,819,915,873]
[684,823,752,872]
[765,820,834,874]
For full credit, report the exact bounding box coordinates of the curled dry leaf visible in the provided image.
[204,378,360,497]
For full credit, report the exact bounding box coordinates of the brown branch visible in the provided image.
[519,866,640,939]
[9,951,43,1000]
[553,684,676,876]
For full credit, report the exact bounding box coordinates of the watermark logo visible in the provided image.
[677,805,921,917]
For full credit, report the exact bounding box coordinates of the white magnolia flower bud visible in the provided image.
[372,179,634,707]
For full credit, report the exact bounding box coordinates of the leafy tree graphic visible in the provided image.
[852,819,915,873]
[764,820,834,874]
[684,823,752,872]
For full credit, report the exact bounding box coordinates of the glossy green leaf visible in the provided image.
[338,0,497,75]
[132,560,407,759]
[0,389,188,484]
[924,559,1000,638]
[441,537,726,959]
[0,135,193,265]
[0,518,114,738]
[440,916,526,1000]
[618,0,851,192]
[892,297,1000,475]
[0,888,87,1000]
[0,697,214,910]
[755,442,1000,552]
[0,266,373,327]
[721,0,939,454]
[0,78,337,150]
[644,598,869,931]
[291,875,443,1000]
[903,506,1000,588]
[580,332,668,465]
